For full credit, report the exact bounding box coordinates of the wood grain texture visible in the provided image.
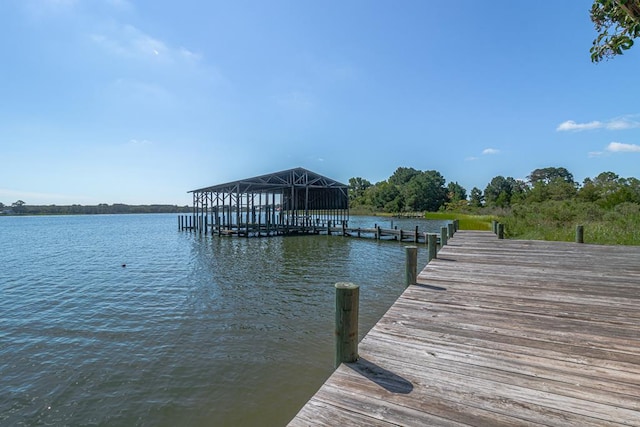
[288,231,640,426]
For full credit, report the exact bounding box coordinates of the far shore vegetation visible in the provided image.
[0,202,190,216]
[348,166,640,246]
[4,164,639,246]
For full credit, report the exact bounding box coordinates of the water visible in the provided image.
[0,214,445,426]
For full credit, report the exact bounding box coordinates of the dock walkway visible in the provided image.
[288,231,640,426]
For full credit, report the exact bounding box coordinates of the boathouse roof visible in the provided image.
[189,167,348,194]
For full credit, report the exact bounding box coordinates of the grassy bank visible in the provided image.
[424,212,494,230]
[501,201,640,245]
[354,202,640,245]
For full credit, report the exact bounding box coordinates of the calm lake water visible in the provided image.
[0,214,445,426]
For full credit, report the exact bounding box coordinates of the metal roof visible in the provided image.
[189,167,348,194]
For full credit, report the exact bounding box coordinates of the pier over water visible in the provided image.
[289,231,640,426]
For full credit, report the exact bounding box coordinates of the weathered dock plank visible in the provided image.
[288,231,640,426]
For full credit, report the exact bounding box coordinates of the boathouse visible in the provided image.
[185,167,349,237]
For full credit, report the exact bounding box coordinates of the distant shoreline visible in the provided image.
[1,204,192,216]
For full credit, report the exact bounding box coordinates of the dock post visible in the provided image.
[405,246,418,287]
[342,222,346,236]
[335,282,359,368]
[492,220,498,234]
[376,226,381,240]
[448,223,454,238]
[576,225,584,243]
[327,220,332,236]
[427,233,437,262]
[414,225,419,243]
[441,226,448,247]
[498,223,505,239]
[453,219,459,232]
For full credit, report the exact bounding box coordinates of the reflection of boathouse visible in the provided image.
[185,167,349,236]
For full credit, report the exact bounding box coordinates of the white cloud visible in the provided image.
[556,120,603,131]
[557,115,640,132]
[606,142,640,152]
[588,151,605,158]
[482,148,500,155]
[91,25,171,62]
[606,117,640,130]
[465,156,478,161]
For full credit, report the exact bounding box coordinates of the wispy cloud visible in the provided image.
[556,120,602,131]
[557,115,640,132]
[90,24,201,65]
[465,156,478,161]
[482,148,500,155]
[606,142,640,152]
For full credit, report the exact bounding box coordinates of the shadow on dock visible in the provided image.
[345,357,413,394]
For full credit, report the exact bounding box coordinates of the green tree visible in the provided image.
[590,0,640,62]
[401,170,448,212]
[11,200,26,214]
[370,181,402,211]
[469,187,484,207]
[527,167,577,202]
[447,181,467,203]
[388,167,421,186]
[348,177,372,204]
[528,167,575,186]
[484,176,521,207]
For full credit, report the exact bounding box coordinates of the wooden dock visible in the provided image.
[179,214,440,244]
[288,231,640,426]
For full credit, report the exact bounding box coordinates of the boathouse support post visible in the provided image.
[335,282,359,368]
[498,223,505,239]
[576,225,584,243]
[441,226,448,247]
[427,234,437,262]
[405,246,418,287]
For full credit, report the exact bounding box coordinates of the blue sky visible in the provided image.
[1,0,639,206]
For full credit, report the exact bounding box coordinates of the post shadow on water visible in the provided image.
[344,357,413,394]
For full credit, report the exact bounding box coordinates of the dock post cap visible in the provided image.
[335,282,359,290]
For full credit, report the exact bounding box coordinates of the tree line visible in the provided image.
[348,166,640,213]
[0,202,191,215]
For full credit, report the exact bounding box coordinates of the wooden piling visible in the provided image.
[335,282,359,368]
[440,226,448,247]
[492,220,498,234]
[447,223,454,238]
[427,233,437,262]
[405,246,417,287]
[498,223,505,239]
[576,225,584,243]
[414,225,419,243]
